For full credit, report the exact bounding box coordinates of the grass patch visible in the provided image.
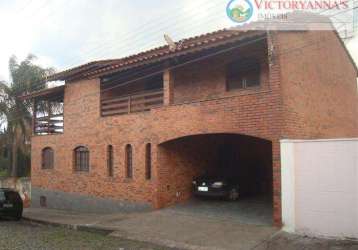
[0,169,8,177]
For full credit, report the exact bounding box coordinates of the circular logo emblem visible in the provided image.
[226,0,254,23]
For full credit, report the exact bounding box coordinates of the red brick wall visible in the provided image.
[32,79,157,204]
[31,37,285,224]
[173,41,269,104]
[31,31,358,227]
[276,31,358,139]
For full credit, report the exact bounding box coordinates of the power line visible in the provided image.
[61,1,226,67]
[3,32,348,125]
[5,34,270,123]
[60,0,356,68]
[24,6,356,94]
[34,33,331,104]
[1,2,357,126]
[11,0,358,92]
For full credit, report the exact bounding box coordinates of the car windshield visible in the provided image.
[0,191,5,201]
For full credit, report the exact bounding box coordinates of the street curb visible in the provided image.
[22,216,206,249]
[22,216,115,235]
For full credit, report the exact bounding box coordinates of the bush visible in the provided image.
[0,157,10,177]
[0,169,7,177]
[17,149,30,177]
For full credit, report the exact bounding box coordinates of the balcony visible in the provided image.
[101,89,164,117]
[34,114,64,135]
[100,71,165,117]
[33,95,64,135]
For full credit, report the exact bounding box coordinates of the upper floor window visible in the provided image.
[74,146,89,172]
[42,147,54,169]
[125,144,133,178]
[107,145,114,177]
[226,60,261,91]
[145,143,152,180]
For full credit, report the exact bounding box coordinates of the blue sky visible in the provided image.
[0,0,356,82]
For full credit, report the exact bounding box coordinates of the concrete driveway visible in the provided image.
[24,198,277,250]
[169,196,273,225]
[108,206,277,250]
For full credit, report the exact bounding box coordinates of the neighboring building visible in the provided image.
[21,28,358,226]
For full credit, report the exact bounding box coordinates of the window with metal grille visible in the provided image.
[226,60,261,90]
[107,145,114,177]
[145,143,151,180]
[42,147,54,169]
[125,144,133,178]
[74,146,89,172]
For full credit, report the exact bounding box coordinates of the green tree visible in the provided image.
[0,54,55,177]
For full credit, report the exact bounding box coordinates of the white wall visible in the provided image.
[0,177,31,207]
[281,139,358,238]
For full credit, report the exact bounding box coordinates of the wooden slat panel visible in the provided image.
[101,108,128,115]
[130,91,163,100]
[36,126,64,130]
[35,126,63,131]
[36,114,64,121]
[101,109,129,116]
[101,102,130,111]
[131,102,163,112]
[130,96,163,106]
[101,89,163,117]
[35,121,63,125]
[101,95,129,105]
[101,89,163,104]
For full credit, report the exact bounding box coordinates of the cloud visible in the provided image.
[0,0,357,82]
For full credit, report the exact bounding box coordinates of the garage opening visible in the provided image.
[158,133,273,225]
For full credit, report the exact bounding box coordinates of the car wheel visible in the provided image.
[228,188,239,201]
[13,211,22,221]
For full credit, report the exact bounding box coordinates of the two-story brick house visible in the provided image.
[21,28,358,226]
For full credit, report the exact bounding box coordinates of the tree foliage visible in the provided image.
[0,54,55,177]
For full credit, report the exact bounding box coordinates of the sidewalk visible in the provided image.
[23,207,278,250]
[23,208,138,233]
[22,207,358,250]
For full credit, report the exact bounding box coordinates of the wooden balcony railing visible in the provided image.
[34,114,64,135]
[101,89,164,117]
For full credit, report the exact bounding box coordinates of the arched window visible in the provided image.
[74,146,89,172]
[125,144,133,178]
[107,145,114,177]
[145,143,151,180]
[42,147,54,169]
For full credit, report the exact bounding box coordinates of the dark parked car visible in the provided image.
[0,188,23,220]
[192,175,240,201]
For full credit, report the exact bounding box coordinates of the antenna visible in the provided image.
[164,34,177,51]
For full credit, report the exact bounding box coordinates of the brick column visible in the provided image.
[272,139,282,227]
[163,69,174,105]
[267,31,283,227]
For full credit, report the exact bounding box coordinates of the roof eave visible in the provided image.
[47,30,267,82]
[19,85,65,101]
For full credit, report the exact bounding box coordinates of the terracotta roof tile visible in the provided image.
[47,28,264,81]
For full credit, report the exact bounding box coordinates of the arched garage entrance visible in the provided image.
[157,133,273,225]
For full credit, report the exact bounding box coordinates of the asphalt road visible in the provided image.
[0,220,178,250]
